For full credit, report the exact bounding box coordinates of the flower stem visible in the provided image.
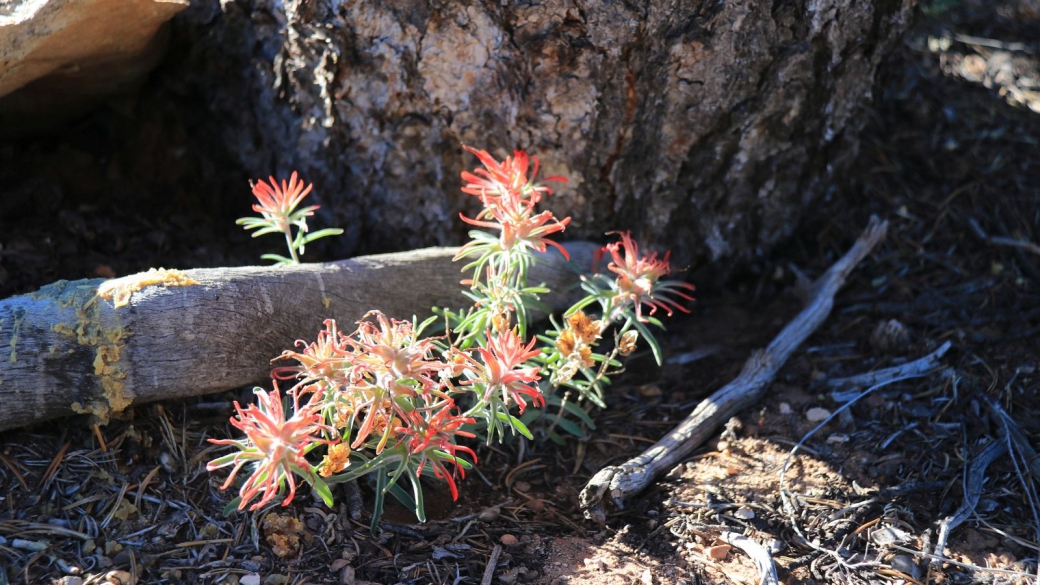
[285,228,300,264]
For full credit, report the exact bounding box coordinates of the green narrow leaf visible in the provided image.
[222,497,242,516]
[561,401,597,429]
[410,471,427,523]
[261,253,295,265]
[632,319,663,365]
[301,228,345,244]
[386,482,417,511]
[496,411,534,440]
[310,476,334,508]
[371,472,387,533]
[553,416,587,438]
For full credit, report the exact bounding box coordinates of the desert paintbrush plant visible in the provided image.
[236,171,344,265]
[209,147,694,527]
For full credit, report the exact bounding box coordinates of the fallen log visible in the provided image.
[0,243,596,432]
[579,217,888,522]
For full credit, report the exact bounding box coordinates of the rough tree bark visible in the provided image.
[0,243,595,432]
[169,0,914,265]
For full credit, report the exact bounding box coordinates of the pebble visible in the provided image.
[103,571,133,585]
[732,506,755,520]
[478,507,501,522]
[638,385,662,397]
[871,526,911,546]
[889,554,922,580]
[805,407,831,423]
[778,402,792,415]
[513,481,531,492]
[500,534,519,545]
[705,544,731,561]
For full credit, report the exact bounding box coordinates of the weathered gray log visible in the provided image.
[168,0,914,266]
[579,217,888,522]
[0,242,595,432]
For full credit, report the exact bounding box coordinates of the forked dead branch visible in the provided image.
[579,216,890,522]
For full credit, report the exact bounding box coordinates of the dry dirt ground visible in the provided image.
[2,0,1040,584]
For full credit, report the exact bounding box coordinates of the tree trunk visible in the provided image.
[170,0,914,266]
[0,243,595,432]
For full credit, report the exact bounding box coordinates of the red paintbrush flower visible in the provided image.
[207,385,329,511]
[249,171,318,233]
[465,329,544,413]
[457,146,571,260]
[601,231,695,322]
[395,402,477,500]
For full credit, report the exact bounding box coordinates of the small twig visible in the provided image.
[968,218,1040,257]
[827,341,951,392]
[931,439,1006,566]
[479,544,503,585]
[949,32,1038,54]
[579,217,888,522]
[987,399,1040,480]
[720,532,780,585]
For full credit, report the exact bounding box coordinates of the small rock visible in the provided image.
[513,481,531,492]
[826,434,849,444]
[638,385,662,397]
[705,544,731,561]
[778,402,792,415]
[500,534,519,546]
[112,549,132,567]
[240,575,261,585]
[583,556,608,571]
[640,568,653,584]
[103,570,133,585]
[805,407,831,423]
[889,554,921,580]
[338,565,355,585]
[57,578,84,585]
[526,499,545,513]
[871,526,911,546]
[478,507,501,522]
[732,506,755,520]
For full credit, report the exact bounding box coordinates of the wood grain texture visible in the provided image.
[0,242,596,431]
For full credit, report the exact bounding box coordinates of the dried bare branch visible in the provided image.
[720,532,780,585]
[579,216,889,522]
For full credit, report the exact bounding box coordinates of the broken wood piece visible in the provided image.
[720,532,780,585]
[0,243,596,432]
[828,341,952,398]
[579,216,888,522]
[931,439,1006,566]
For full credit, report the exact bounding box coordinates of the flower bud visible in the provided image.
[618,330,639,356]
